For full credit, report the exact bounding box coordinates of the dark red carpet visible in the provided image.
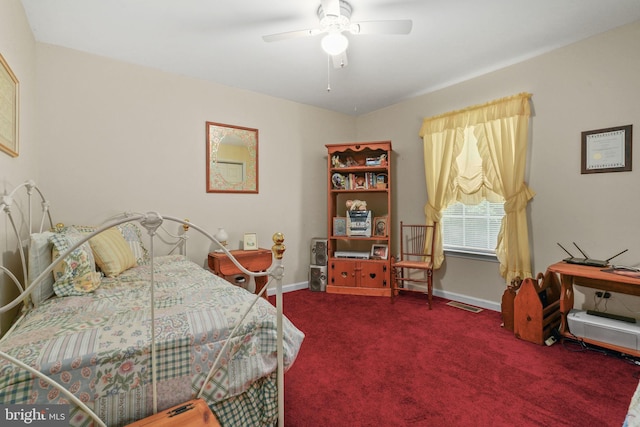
[278,290,639,426]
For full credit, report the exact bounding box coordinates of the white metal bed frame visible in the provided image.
[0,180,287,426]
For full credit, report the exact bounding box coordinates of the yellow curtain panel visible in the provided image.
[420,92,534,283]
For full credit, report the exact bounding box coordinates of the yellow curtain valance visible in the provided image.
[419,92,532,137]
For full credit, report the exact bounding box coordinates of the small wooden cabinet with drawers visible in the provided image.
[208,248,272,299]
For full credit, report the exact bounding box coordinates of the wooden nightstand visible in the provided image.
[207,249,272,299]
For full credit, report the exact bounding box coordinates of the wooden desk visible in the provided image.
[208,249,272,299]
[548,261,640,356]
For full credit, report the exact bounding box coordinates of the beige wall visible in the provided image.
[0,0,39,331]
[3,0,640,315]
[357,21,640,312]
[0,0,38,186]
[33,42,356,286]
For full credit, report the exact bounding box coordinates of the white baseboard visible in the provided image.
[266,281,309,296]
[433,289,500,312]
[269,282,500,312]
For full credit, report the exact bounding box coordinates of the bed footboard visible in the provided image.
[0,181,296,427]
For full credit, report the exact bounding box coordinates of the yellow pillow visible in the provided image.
[90,227,137,277]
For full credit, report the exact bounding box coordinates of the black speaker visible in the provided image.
[309,265,327,292]
[310,238,328,266]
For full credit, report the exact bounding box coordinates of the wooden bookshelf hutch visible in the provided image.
[325,141,392,296]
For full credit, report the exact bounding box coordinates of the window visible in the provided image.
[442,200,504,256]
[420,93,533,277]
[439,126,505,257]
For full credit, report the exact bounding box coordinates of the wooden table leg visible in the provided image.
[558,273,575,336]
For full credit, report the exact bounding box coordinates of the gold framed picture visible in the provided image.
[206,122,259,193]
[374,217,388,237]
[243,232,258,250]
[0,54,19,157]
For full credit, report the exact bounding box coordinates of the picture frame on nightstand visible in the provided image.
[243,232,258,250]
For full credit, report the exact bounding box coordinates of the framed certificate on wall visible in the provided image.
[581,125,632,174]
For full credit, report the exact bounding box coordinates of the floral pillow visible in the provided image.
[49,226,102,296]
[58,222,150,264]
[116,222,150,265]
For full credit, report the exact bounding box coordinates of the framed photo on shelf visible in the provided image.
[243,232,258,250]
[370,244,388,260]
[373,217,387,237]
[333,217,347,236]
[581,125,632,174]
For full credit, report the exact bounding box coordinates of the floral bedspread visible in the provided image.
[625,381,640,427]
[0,255,304,426]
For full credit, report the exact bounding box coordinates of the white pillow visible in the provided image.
[28,231,55,306]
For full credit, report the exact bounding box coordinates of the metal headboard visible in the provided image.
[0,180,288,427]
[0,180,54,318]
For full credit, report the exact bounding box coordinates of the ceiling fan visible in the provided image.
[262,0,412,68]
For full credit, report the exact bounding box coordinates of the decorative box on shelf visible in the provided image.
[347,210,372,237]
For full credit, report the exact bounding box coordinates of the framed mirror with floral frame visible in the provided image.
[206,122,258,193]
[0,54,19,157]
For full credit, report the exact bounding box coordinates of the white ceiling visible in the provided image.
[20,0,640,116]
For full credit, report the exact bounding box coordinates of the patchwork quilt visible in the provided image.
[0,255,304,426]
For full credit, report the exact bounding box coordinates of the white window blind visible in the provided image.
[442,200,504,256]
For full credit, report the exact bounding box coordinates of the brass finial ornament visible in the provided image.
[272,232,286,260]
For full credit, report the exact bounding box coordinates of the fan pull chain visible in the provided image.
[327,55,331,92]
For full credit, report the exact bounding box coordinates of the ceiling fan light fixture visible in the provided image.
[321,32,349,55]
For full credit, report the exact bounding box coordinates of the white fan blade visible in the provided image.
[321,0,341,17]
[331,51,348,69]
[350,20,413,35]
[262,28,322,42]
